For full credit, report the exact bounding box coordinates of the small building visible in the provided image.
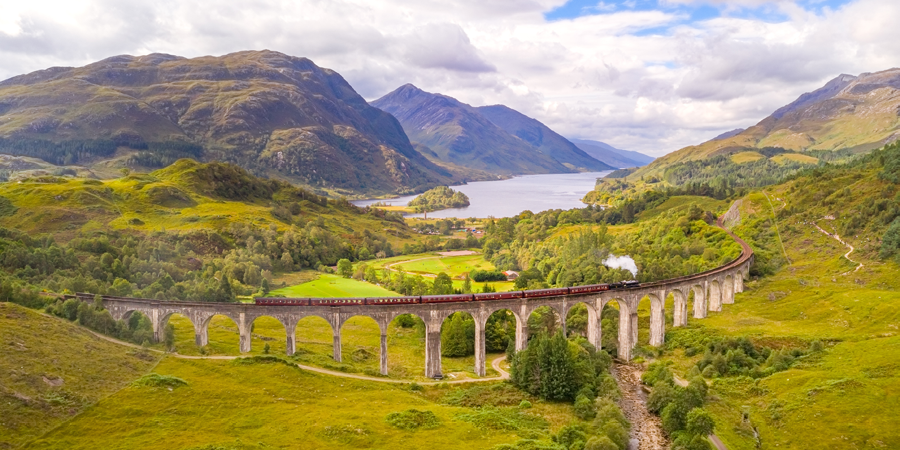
[503,270,519,281]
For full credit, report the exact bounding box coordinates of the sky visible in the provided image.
[0,0,897,156]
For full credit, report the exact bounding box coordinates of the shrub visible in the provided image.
[553,424,588,449]
[598,419,628,450]
[133,373,187,389]
[593,398,629,430]
[385,409,441,430]
[519,400,533,409]
[573,394,596,420]
[584,436,618,450]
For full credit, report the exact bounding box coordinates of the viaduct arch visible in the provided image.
[88,218,753,379]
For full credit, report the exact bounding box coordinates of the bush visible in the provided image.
[584,436,618,450]
[573,394,596,420]
[597,419,628,450]
[471,269,508,282]
[133,373,188,389]
[519,400,532,409]
[593,398,629,431]
[642,361,674,386]
[384,409,441,430]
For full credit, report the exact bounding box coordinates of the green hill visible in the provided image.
[0,302,159,448]
[0,50,455,196]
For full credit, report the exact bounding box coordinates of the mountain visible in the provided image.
[0,50,455,196]
[632,68,900,178]
[370,84,582,175]
[710,128,745,141]
[475,105,612,171]
[568,138,654,168]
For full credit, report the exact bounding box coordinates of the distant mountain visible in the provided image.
[632,68,900,177]
[569,139,654,168]
[710,128,745,141]
[371,84,585,175]
[475,105,612,171]
[0,50,454,196]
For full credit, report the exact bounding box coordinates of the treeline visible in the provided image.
[127,141,204,168]
[0,137,117,166]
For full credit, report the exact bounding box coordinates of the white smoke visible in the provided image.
[603,254,638,277]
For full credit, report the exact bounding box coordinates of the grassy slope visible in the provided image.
[0,160,414,244]
[0,303,160,448]
[658,182,900,448]
[23,355,574,450]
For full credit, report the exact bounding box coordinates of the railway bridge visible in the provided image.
[88,220,752,379]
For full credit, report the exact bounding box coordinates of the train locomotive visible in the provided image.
[254,280,640,307]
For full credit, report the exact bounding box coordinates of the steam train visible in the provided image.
[254,280,640,306]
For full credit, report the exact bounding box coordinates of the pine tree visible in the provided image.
[219,275,234,302]
[441,313,469,357]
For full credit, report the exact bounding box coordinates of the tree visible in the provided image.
[539,331,577,401]
[433,272,453,294]
[260,278,270,295]
[647,382,676,413]
[686,408,715,436]
[573,394,596,420]
[337,258,353,278]
[164,323,175,351]
[462,273,472,294]
[441,313,470,357]
[218,275,234,302]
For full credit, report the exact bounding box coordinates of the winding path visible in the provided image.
[812,223,863,275]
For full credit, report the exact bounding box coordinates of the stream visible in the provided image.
[612,363,669,450]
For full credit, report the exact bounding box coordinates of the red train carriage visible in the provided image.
[366,296,420,305]
[473,291,524,301]
[420,293,474,304]
[523,287,570,298]
[255,297,311,306]
[568,284,610,295]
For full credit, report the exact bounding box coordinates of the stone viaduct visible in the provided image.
[85,221,752,379]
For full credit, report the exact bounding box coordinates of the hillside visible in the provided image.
[370,84,577,175]
[0,302,159,448]
[628,69,900,181]
[569,138,654,168]
[0,159,412,240]
[0,50,455,196]
[475,105,612,171]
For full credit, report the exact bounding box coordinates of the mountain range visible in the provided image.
[0,50,455,196]
[635,68,900,177]
[371,84,613,175]
[568,139,654,168]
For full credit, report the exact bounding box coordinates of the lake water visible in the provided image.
[352,171,611,218]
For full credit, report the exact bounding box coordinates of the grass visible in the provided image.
[268,273,400,297]
[730,151,766,164]
[0,303,160,448]
[771,153,819,165]
[21,356,554,450]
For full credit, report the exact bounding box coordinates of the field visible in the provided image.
[361,252,516,292]
[268,273,400,297]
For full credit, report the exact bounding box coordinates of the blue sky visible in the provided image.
[545,0,855,27]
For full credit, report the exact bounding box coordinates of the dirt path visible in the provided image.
[813,223,863,275]
[613,363,669,450]
[82,323,509,385]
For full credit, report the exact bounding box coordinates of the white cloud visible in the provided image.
[0,0,897,156]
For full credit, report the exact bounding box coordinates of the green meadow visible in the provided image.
[268,273,400,298]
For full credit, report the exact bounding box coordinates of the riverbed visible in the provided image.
[351,171,611,219]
